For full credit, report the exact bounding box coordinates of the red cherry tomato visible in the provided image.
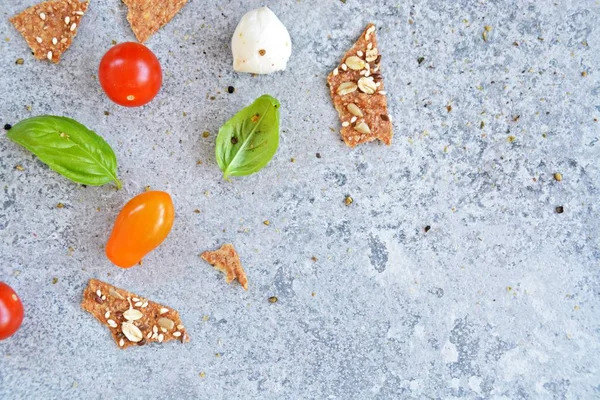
[98,42,162,107]
[0,282,24,341]
[106,191,175,268]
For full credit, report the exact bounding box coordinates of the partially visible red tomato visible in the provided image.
[106,191,175,268]
[0,282,24,341]
[98,42,162,107]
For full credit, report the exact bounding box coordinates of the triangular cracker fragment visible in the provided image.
[81,279,190,350]
[122,0,188,43]
[327,24,393,147]
[10,0,89,64]
[201,244,249,290]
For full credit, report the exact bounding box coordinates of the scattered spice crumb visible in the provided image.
[344,196,353,206]
[227,86,235,94]
[215,353,221,358]
[263,220,270,226]
[56,203,64,209]
[512,115,520,122]
[424,225,431,233]
[268,296,278,303]
[4,123,12,130]
[202,131,210,138]
[581,71,588,77]
[15,165,24,171]
[138,259,143,266]
[193,209,200,214]
[480,121,485,129]
[144,185,151,192]
[446,105,452,112]
[111,39,117,45]
[507,135,516,143]
[311,292,316,297]
[182,111,187,117]
[554,172,562,182]
[104,111,110,116]
[484,25,493,32]
[209,96,216,100]
[15,58,24,65]
[513,41,520,46]
[52,277,58,284]
[199,372,206,378]
[290,157,296,163]
[417,56,425,65]
[26,105,32,111]
[555,206,564,214]
[203,315,209,321]
[311,256,318,262]
[316,153,321,158]
[196,160,203,165]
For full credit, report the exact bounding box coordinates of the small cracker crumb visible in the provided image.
[201,244,248,290]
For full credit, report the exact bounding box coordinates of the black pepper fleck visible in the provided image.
[556,206,564,214]
[316,153,321,158]
[231,137,238,145]
[4,124,12,130]
[227,86,235,94]
[424,225,431,233]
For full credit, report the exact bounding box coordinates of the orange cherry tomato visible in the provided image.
[106,191,174,268]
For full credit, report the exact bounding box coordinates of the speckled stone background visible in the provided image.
[0,0,599,399]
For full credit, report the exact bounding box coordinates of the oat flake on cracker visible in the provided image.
[10,0,89,64]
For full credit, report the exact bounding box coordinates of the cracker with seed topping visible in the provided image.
[201,244,249,290]
[81,279,190,350]
[9,0,89,64]
[122,0,188,43]
[327,24,393,147]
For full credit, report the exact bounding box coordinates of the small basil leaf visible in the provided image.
[216,94,280,179]
[7,115,122,188]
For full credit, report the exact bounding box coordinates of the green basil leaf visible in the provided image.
[216,94,280,179]
[7,115,122,188]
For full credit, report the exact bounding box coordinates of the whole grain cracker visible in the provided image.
[9,0,89,64]
[327,24,393,147]
[122,0,188,43]
[81,279,190,350]
[201,244,248,290]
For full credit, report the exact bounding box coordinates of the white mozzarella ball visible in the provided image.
[231,7,292,74]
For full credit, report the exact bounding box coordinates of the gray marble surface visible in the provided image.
[1,0,599,399]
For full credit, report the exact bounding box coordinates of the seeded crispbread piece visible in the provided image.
[81,279,190,350]
[9,0,89,64]
[327,24,393,147]
[122,0,188,43]
[201,244,249,290]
